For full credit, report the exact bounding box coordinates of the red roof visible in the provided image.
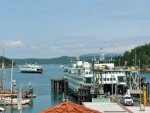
[39,100,102,113]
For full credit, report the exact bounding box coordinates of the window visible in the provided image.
[118,76,125,82]
[125,97,132,99]
[100,78,102,81]
[86,78,91,83]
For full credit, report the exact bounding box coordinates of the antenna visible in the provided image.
[76,53,80,61]
[135,50,136,67]
[99,47,105,61]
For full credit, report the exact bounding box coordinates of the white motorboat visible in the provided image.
[59,65,64,68]
[0,96,31,105]
[0,107,4,112]
[19,63,44,73]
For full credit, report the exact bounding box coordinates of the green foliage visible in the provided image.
[0,56,15,67]
[13,56,75,65]
[114,43,150,68]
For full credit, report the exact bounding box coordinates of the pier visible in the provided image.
[0,88,35,98]
[78,86,91,104]
[51,78,68,94]
[51,69,150,105]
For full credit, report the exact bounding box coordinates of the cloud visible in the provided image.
[0,40,25,49]
[106,12,150,20]
[101,35,150,53]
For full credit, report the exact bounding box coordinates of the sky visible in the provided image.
[0,0,150,58]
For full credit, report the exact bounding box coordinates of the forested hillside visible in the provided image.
[0,56,15,67]
[13,56,73,65]
[13,55,115,65]
[114,43,150,71]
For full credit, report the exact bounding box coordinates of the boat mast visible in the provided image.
[99,47,104,61]
[135,50,136,67]
[1,48,5,91]
[11,60,13,104]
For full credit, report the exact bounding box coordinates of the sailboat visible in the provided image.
[0,48,31,105]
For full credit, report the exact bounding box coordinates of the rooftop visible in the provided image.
[83,101,150,113]
[82,102,129,113]
[39,100,102,113]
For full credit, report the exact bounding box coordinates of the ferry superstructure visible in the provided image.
[63,49,140,96]
[64,56,94,95]
[91,51,127,94]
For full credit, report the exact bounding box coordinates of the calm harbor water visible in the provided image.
[1,64,77,113]
[1,64,150,113]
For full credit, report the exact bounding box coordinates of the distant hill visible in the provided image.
[13,56,73,65]
[13,53,118,65]
[2,43,150,69]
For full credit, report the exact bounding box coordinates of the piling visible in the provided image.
[51,78,68,95]
[78,86,91,104]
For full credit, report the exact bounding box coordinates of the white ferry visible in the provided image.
[19,63,44,73]
[63,49,139,96]
[64,56,93,95]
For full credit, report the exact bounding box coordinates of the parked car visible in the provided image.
[120,95,134,106]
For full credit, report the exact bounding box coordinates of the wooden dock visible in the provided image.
[51,77,150,105]
[51,78,68,94]
[78,87,91,104]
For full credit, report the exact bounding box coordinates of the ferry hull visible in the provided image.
[20,70,43,73]
[68,87,78,97]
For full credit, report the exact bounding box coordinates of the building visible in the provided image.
[39,100,102,113]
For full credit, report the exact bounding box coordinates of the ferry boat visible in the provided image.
[63,49,139,96]
[19,63,44,73]
[64,56,93,96]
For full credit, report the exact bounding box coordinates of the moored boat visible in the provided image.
[19,63,44,73]
[0,96,31,105]
[0,48,35,106]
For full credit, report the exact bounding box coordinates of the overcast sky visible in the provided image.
[0,0,150,58]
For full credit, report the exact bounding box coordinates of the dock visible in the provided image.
[78,86,91,104]
[51,76,150,105]
[51,78,68,94]
[0,88,35,105]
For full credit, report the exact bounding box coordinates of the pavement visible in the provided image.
[121,100,150,113]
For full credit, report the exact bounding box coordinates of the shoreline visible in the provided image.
[141,68,150,72]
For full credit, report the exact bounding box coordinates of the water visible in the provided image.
[1,65,150,113]
[1,64,77,113]
[141,71,150,81]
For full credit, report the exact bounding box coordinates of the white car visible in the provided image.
[120,95,133,106]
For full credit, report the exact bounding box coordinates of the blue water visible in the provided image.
[1,64,77,113]
[1,65,150,113]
